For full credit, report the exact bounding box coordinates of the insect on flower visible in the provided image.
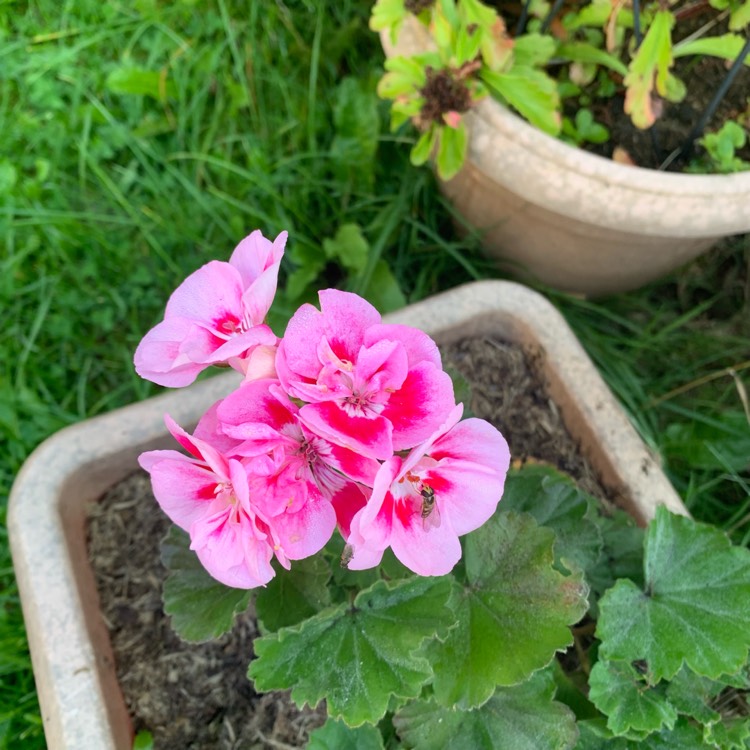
[420,484,440,530]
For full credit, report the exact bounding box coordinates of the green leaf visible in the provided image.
[499,464,603,576]
[435,121,468,181]
[359,259,407,313]
[426,512,589,709]
[557,42,628,76]
[623,10,675,129]
[575,717,707,749]
[410,127,438,166]
[160,526,251,643]
[481,67,561,135]
[330,77,380,188]
[705,717,750,749]
[674,33,750,64]
[255,555,331,633]
[513,33,558,67]
[588,660,678,736]
[308,717,384,750]
[106,66,175,100]
[132,730,154,750]
[597,507,750,683]
[249,577,455,726]
[323,223,369,275]
[394,669,578,750]
[662,411,750,471]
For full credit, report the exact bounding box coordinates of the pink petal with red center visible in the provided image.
[164,260,244,325]
[271,493,337,561]
[191,508,275,589]
[330,481,370,539]
[229,230,287,289]
[276,304,328,382]
[164,414,229,477]
[364,323,443,369]
[193,401,244,456]
[299,401,394,460]
[138,452,218,532]
[317,289,381,361]
[381,362,455,451]
[133,318,209,387]
[389,507,462,577]
[354,339,408,394]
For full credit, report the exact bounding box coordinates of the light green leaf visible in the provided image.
[557,42,629,76]
[513,33,558,67]
[394,669,578,750]
[499,465,603,576]
[360,259,407,313]
[588,660,678,736]
[674,33,750,64]
[255,555,331,633]
[575,717,706,749]
[249,577,454,726]
[106,66,175,100]
[597,507,750,683]
[308,717,384,750]
[426,512,589,709]
[323,223,369,274]
[623,10,675,129]
[481,67,561,135]
[664,666,721,725]
[435,121,468,180]
[370,0,408,36]
[160,526,251,643]
[410,127,438,166]
[704,717,750,749]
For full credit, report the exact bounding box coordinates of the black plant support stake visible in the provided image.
[540,0,567,33]
[660,34,750,169]
[515,0,534,36]
[632,0,643,48]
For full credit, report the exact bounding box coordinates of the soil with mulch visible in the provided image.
[86,337,612,749]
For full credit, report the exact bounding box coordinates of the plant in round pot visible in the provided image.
[370,0,750,295]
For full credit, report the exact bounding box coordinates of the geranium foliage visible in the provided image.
[139,229,750,748]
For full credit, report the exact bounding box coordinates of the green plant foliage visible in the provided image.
[160,527,251,643]
[697,123,750,174]
[308,717,385,749]
[597,507,750,683]
[575,717,707,748]
[426,511,589,708]
[393,669,579,750]
[105,66,176,100]
[248,577,454,726]
[499,465,603,576]
[435,121,469,180]
[255,556,332,633]
[588,660,678,736]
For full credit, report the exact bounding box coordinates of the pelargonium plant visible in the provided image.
[135,230,750,748]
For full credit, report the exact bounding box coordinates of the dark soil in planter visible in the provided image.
[86,337,613,749]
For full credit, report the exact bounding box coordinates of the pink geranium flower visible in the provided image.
[217,380,376,546]
[139,414,288,589]
[275,289,455,460]
[134,230,287,387]
[344,404,511,576]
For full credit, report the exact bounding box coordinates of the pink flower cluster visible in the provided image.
[136,230,510,588]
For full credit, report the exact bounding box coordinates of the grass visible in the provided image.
[0,1,747,747]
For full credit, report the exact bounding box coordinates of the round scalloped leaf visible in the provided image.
[393,669,578,750]
[255,555,331,633]
[597,507,750,683]
[307,717,384,750]
[499,465,603,576]
[427,511,589,709]
[588,660,678,736]
[160,526,251,643]
[576,717,706,749]
[248,576,454,726]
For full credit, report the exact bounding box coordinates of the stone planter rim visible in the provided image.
[8,280,687,750]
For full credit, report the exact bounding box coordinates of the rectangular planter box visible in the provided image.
[9,280,687,749]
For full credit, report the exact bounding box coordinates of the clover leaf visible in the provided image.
[426,511,589,709]
[597,507,750,683]
[160,526,251,643]
[249,576,454,726]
